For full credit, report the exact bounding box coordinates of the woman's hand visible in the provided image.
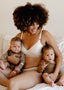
[7,54,20,64]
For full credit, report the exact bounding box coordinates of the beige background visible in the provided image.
[0,0,64,37]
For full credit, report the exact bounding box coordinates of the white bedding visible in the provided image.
[28,83,64,90]
[0,83,64,90]
[0,34,64,90]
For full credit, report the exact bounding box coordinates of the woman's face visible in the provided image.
[28,22,39,34]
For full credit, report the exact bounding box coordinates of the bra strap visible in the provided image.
[39,30,42,40]
[21,32,23,40]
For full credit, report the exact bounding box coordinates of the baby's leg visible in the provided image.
[0,68,12,86]
[56,73,64,86]
[42,73,54,87]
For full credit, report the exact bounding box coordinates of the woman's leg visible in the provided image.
[0,68,11,87]
[8,70,42,90]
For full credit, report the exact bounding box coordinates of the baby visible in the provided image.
[37,44,64,87]
[0,37,25,78]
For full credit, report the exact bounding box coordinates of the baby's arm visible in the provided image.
[9,53,25,78]
[37,60,48,73]
[14,52,25,73]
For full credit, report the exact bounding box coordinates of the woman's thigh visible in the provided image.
[9,70,42,90]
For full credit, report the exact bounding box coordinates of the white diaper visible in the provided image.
[23,67,38,72]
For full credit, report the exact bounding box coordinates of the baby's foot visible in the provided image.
[0,60,5,70]
[56,81,64,86]
[50,81,54,87]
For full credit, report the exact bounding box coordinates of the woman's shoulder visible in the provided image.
[16,32,22,38]
[42,30,52,38]
[41,30,52,44]
[41,30,48,38]
[42,30,49,35]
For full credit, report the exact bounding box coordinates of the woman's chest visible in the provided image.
[22,34,46,50]
[22,35,40,50]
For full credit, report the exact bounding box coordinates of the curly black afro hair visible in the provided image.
[13,3,49,32]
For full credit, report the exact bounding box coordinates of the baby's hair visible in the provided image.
[41,44,55,54]
[10,37,22,44]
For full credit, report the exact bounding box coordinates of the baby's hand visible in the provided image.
[14,66,21,74]
[9,71,16,78]
[0,60,5,70]
[41,62,48,70]
[9,66,20,78]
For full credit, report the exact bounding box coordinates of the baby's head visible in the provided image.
[10,37,22,53]
[42,44,55,62]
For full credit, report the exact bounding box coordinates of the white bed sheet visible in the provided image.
[0,83,64,90]
[28,83,64,90]
[0,85,6,90]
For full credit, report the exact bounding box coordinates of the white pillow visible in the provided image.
[0,34,14,57]
[54,36,64,59]
[2,35,12,54]
[53,35,64,73]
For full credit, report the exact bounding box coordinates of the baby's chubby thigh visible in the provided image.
[0,68,12,78]
[42,73,49,78]
[42,73,50,82]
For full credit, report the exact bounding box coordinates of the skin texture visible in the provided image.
[7,25,62,90]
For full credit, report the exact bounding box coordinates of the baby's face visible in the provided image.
[42,49,55,62]
[10,41,21,53]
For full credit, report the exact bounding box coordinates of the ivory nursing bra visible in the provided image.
[21,32,43,57]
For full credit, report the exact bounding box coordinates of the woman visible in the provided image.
[7,3,62,90]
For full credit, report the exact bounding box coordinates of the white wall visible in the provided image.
[0,0,64,37]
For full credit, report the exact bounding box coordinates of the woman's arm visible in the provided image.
[7,54,20,64]
[41,30,62,81]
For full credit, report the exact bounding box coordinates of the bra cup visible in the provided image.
[21,31,43,57]
[22,40,43,57]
